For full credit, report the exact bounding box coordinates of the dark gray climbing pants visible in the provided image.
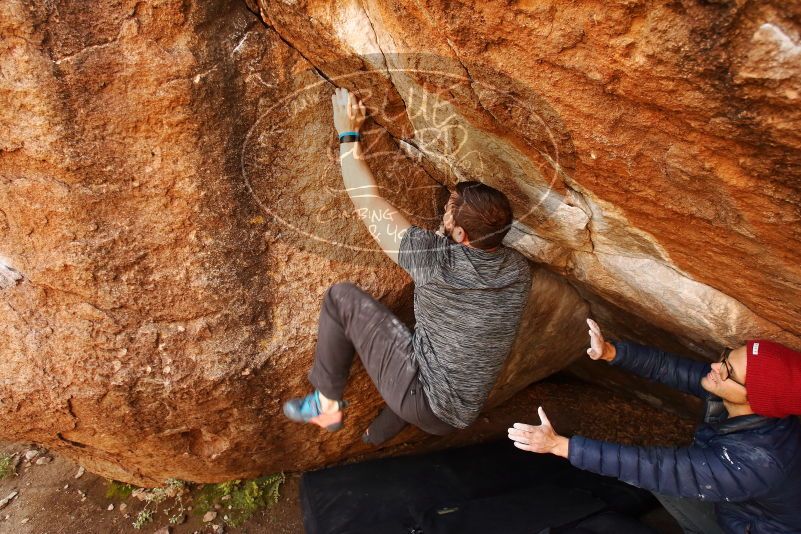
[308,282,455,436]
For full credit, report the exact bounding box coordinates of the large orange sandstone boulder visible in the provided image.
[0,0,798,484]
[0,0,587,485]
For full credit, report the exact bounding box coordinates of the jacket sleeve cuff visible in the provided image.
[568,435,621,479]
[609,340,626,366]
[567,435,587,468]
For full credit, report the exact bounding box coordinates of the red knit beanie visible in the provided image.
[746,340,801,418]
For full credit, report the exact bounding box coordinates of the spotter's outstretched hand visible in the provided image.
[586,318,615,362]
[508,407,569,458]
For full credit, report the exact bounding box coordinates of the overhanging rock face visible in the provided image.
[252,0,801,347]
[0,0,799,485]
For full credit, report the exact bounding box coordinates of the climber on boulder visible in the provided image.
[282,87,532,445]
[508,318,801,534]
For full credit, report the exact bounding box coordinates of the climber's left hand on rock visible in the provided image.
[332,87,367,135]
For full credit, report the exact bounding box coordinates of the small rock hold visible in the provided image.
[24,450,39,461]
[211,525,224,534]
[202,511,217,523]
[75,466,85,479]
[35,456,52,465]
[119,503,127,512]
[107,503,114,511]
[63,484,69,490]
[20,518,30,525]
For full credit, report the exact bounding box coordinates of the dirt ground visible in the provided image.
[0,375,694,533]
[0,442,304,534]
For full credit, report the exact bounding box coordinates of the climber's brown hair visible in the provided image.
[452,181,513,250]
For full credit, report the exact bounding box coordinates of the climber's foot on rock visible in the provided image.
[283,390,346,432]
[362,405,408,446]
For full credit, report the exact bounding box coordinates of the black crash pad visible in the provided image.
[300,439,658,534]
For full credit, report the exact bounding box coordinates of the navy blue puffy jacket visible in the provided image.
[568,341,801,534]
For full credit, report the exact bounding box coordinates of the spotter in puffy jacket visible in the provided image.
[508,320,801,534]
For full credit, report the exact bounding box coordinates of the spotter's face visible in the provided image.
[700,345,749,405]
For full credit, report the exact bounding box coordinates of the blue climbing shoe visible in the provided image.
[283,390,346,432]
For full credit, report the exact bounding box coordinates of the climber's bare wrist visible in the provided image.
[339,140,364,160]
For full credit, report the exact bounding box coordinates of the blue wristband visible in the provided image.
[338,131,360,139]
